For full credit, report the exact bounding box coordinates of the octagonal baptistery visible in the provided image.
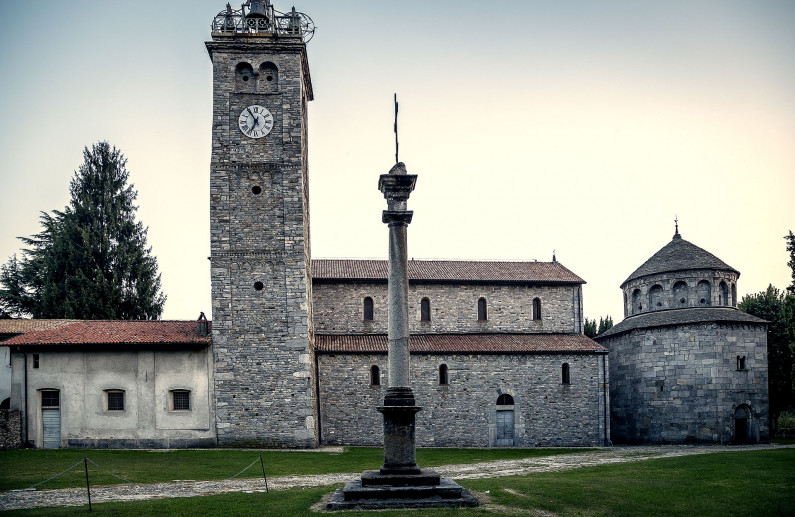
[595,230,769,444]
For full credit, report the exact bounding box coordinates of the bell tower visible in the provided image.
[206,1,317,447]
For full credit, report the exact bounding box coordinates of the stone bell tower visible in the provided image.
[206,1,317,447]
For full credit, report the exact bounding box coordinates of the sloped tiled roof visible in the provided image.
[0,319,77,337]
[594,307,766,340]
[312,259,585,284]
[1,320,211,347]
[622,234,738,287]
[315,333,605,354]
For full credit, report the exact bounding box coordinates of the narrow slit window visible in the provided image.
[421,298,431,322]
[439,364,449,385]
[532,298,542,320]
[363,297,374,321]
[562,363,571,385]
[370,365,380,386]
[478,297,487,321]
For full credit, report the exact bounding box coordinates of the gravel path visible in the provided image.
[1,444,791,511]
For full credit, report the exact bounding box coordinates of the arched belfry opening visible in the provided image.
[235,62,256,92]
[259,62,279,93]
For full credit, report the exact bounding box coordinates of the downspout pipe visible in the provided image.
[22,348,29,448]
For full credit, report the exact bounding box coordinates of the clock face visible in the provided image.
[238,105,274,139]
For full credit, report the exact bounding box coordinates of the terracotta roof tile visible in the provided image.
[312,259,584,284]
[1,320,211,347]
[315,333,605,354]
[0,319,78,336]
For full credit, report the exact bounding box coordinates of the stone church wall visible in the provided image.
[317,352,609,447]
[602,321,768,444]
[313,282,582,335]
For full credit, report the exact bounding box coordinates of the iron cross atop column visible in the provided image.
[394,93,399,164]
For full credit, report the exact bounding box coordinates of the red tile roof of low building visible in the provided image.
[1,320,211,346]
[315,333,605,354]
[312,259,585,284]
[0,319,78,336]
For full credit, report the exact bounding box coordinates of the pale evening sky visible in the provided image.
[0,1,793,323]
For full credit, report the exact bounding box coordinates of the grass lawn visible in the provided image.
[1,449,792,516]
[0,447,592,491]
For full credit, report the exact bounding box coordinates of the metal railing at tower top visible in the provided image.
[211,1,315,42]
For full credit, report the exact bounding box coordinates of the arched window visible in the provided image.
[649,284,663,309]
[496,393,514,406]
[363,297,374,321]
[562,363,571,384]
[632,289,642,313]
[731,284,737,307]
[532,298,541,320]
[673,281,688,307]
[439,364,449,385]
[478,297,487,321]
[370,365,380,386]
[719,281,729,306]
[697,280,712,306]
[420,298,431,322]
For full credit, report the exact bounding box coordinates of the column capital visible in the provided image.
[382,210,414,226]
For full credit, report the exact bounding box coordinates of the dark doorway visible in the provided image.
[733,406,750,444]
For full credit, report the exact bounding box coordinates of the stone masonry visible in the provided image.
[318,352,609,447]
[207,31,316,447]
[313,281,584,335]
[603,320,768,444]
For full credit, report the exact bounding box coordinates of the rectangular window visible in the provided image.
[106,390,125,411]
[41,390,59,408]
[171,390,191,411]
[33,354,40,369]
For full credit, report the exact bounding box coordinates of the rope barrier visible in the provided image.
[23,459,86,490]
[85,458,135,484]
[226,457,262,480]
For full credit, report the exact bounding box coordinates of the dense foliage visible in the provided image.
[584,315,613,338]
[738,231,795,431]
[0,142,166,319]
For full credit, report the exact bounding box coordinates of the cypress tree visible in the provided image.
[0,142,166,319]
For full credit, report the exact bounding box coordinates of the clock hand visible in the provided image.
[247,108,256,118]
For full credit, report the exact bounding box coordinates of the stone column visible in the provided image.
[326,161,477,509]
[377,162,421,475]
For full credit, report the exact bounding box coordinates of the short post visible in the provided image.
[83,457,92,512]
[259,454,269,493]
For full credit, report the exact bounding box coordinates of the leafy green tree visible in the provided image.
[739,285,793,432]
[786,231,795,295]
[0,142,166,320]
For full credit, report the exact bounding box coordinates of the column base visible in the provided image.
[326,475,478,510]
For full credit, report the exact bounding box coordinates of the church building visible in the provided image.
[0,1,766,450]
[595,229,769,444]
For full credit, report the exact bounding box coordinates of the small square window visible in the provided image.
[171,390,191,411]
[106,390,125,411]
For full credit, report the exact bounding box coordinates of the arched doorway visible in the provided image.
[496,394,515,446]
[733,405,750,444]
